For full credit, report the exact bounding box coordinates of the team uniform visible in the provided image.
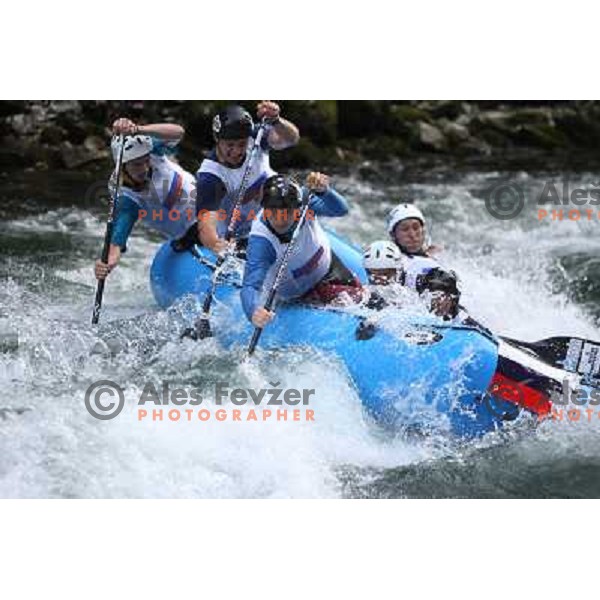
[241,187,354,322]
[195,127,276,240]
[110,138,197,251]
[401,254,444,289]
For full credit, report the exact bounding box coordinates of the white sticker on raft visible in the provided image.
[564,338,583,373]
[578,341,600,377]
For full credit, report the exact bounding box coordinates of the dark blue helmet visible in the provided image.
[261,175,302,210]
[212,105,254,140]
[416,268,460,297]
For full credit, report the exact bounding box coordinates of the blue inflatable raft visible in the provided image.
[150,232,524,439]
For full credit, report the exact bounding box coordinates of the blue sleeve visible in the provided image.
[196,172,227,212]
[110,195,140,251]
[241,235,277,322]
[307,186,349,217]
[150,136,178,157]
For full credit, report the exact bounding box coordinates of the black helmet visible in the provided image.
[213,105,254,140]
[261,175,302,210]
[416,268,460,297]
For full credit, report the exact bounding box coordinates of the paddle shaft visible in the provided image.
[247,287,277,357]
[92,134,125,325]
[192,122,268,338]
[247,193,313,356]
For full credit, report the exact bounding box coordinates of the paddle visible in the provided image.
[355,299,600,385]
[419,319,600,386]
[182,120,268,340]
[91,134,124,325]
[500,335,600,385]
[416,305,600,383]
[247,189,313,357]
[431,313,600,384]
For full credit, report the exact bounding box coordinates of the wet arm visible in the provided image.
[241,236,277,322]
[111,195,140,251]
[266,119,300,150]
[308,187,349,217]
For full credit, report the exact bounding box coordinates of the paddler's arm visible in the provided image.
[195,172,228,253]
[196,213,228,255]
[94,195,139,280]
[112,118,184,143]
[241,235,277,326]
[257,101,300,150]
[305,172,349,217]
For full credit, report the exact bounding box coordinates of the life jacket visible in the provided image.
[401,254,443,290]
[119,154,197,240]
[197,139,276,239]
[250,212,332,301]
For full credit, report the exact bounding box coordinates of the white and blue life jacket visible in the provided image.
[197,141,276,238]
[120,154,197,240]
[402,254,443,290]
[250,212,332,300]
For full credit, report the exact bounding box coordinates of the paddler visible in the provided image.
[195,102,300,255]
[94,117,202,281]
[241,172,362,329]
[361,239,462,320]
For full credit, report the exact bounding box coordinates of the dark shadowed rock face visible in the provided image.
[2,100,600,173]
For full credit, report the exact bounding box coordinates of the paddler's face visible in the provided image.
[393,218,424,254]
[426,291,456,319]
[124,154,151,183]
[217,138,248,167]
[267,208,297,233]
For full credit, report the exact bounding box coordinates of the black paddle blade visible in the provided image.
[503,336,600,387]
[181,318,213,341]
[180,327,199,341]
[540,337,600,383]
[195,319,213,340]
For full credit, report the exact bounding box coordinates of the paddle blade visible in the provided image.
[195,318,213,340]
[503,335,600,388]
[180,327,198,341]
[181,318,213,341]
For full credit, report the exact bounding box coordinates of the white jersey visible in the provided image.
[401,254,442,290]
[197,140,276,238]
[120,154,197,240]
[250,212,332,300]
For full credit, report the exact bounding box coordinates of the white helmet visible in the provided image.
[111,134,153,164]
[386,203,425,235]
[363,240,403,270]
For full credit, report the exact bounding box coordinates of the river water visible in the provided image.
[1,163,599,498]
